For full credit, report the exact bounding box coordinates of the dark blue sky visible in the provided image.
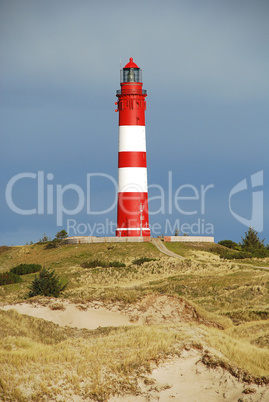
[1,0,269,245]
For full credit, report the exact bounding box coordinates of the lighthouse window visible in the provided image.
[121,68,142,83]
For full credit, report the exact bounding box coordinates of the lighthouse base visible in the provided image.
[116,192,150,238]
[116,228,150,237]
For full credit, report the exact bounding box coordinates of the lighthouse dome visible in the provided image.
[121,57,142,83]
[123,57,139,69]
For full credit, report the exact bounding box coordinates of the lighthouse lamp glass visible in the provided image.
[121,68,142,83]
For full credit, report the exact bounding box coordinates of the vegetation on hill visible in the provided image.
[240,226,268,257]
[28,268,67,298]
[0,231,268,400]
[81,259,126,268]
[217,227,269,259]
[0,264,41,286]
[10,263,41,275]
[0,271,22,286]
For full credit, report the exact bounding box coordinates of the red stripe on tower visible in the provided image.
[118,152,147,168]
[115,58,150,237]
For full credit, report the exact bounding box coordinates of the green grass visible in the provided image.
[164,241,227,258]
[0,242,162,271]
[0,243,268,315]
[132,257,157,265]
[81,259,126,268]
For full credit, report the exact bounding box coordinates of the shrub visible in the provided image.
[219,229,269,259]
[28,268,67,298]
[44,230,68,249]
[45,240,60,249]
[10,263,41,275]
[55,230,68,240]
[240,227,268,257]
[219,251,253,260]
[81,259,106,268]
[108,261,126,268]
[218,240,239,250]
[251,249,268,258]
[38,233,51,243]
[132,257,156,266]
[0,272,22,286]
[81,260,126,268]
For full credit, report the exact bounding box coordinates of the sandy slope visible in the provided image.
[1,301,134,329]
[1,299,269,401]
[112,349,269,401]
[1,295,221,329]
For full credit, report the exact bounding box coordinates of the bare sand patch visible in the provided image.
[112,349,269,402]
[121,294,223,327]
[0,295,221,330]
[1,301,134,329]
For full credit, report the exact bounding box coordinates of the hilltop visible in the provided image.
[0,240,269,401]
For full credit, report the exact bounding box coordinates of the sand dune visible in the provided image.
[1,301,134,330]
[113,349,269,401]
[1,299,269,401]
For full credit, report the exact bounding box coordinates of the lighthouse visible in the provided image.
[115,57,150,237]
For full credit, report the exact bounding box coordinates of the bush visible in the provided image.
[108,261,126,268]
[81,259,106,268]
[38,233,51,243]
[45,240,61,249]
[81,260,126,268]
[132,257,156,266]
[0,272,22,286]
[10,263,41,275]
[219,250,253,260]
[55,230,68,240]
[28,268,67,298]
[44,230,68,249]
[218,240,240,250]
[240,227,268,257]
[218,229,269,259]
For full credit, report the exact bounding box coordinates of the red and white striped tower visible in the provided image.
[115,57,150,237]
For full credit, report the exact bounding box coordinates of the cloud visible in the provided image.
[1,0,268,245]
[1,1,268,100]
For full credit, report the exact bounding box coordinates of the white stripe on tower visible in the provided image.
[118,168,148,193]
[118,126,146,152]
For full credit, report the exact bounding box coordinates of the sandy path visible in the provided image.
[151,238,185,258]
[249,265,269,271]
[1,302,134,329]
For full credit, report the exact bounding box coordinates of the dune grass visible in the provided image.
[0,243,162,272]
[206,326,269,378]
[0,309,192,401]
[165,241,269,267]
[0,309,268,401]
[0,242,269,400]
[0,243,268,318]
[224,320,269,348]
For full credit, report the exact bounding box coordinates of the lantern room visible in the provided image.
[120,57,142,83]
